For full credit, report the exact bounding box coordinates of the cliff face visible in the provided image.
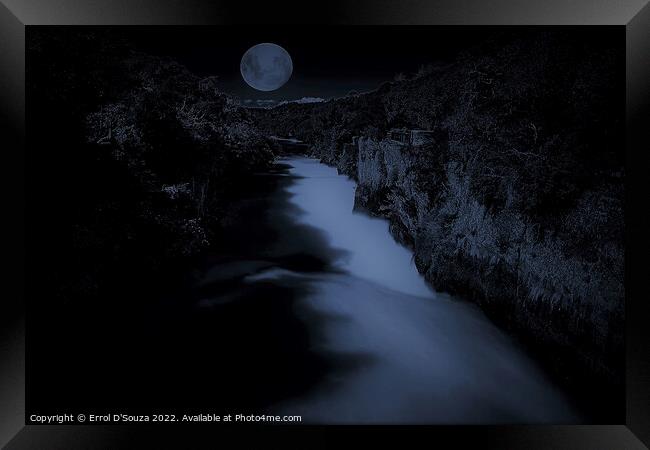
[258,30,625,394]
[351,135,623,387]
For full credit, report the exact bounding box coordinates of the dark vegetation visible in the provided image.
[27,28,624,419]
[27,29,278,410]
[28,29,273,307]
[256,30,625,413]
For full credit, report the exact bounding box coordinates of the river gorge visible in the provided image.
[26,27,624,425]
[192,156,580,423]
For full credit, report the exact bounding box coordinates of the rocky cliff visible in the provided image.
[353,134,622,388]
[257,30,625,404]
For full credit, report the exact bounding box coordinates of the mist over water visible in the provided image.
[262,157,578,423]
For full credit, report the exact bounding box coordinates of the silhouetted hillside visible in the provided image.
[27,29,273,305]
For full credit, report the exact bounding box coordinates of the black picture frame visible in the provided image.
[1,1,648,448]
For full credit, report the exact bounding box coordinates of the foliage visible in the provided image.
[28,29,273,305]
[257,30,624,388]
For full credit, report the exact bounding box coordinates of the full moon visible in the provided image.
[240,43,293,92]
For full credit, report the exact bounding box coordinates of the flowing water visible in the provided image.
[27,154,584,422]
[236,157,579,424]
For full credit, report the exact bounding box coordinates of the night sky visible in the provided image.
[122,26,615,107]
[123,26,502,106]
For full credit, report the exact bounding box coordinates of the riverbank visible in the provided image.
[269,157,579,423]
[255,30,624,421]
[308,151,622,422]
[28,160,336,412]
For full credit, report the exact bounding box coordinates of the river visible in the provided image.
[30,155,581,422]
[205,156,579,424]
